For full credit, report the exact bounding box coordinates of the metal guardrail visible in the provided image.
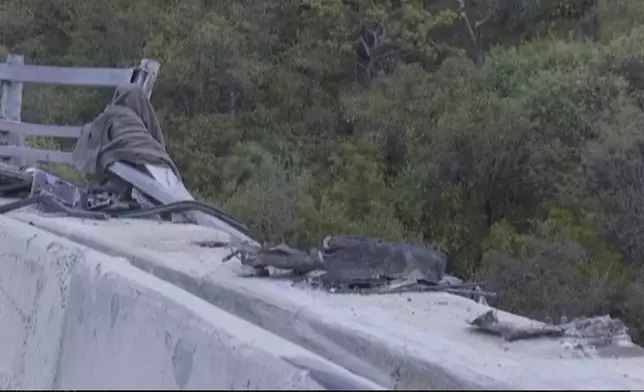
[0,54,160,167]
[0,54,259,247]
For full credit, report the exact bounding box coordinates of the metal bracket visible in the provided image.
[28,168,123,212]
[29,168,88,212]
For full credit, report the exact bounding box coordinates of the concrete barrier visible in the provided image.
[0,215,385,389]
[6,210,644,390]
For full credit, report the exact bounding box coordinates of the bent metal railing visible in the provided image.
[0,54,160,167]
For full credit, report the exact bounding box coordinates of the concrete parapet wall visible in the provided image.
[0,215,383,389]
[5,212,644,390]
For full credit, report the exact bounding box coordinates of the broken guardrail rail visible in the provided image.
[0,162,253,240]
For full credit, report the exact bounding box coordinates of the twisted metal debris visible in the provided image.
[195,235,492,303]
[468,310,638,356]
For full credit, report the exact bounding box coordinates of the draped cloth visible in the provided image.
[71,84,180,181]
[71,84,254,242]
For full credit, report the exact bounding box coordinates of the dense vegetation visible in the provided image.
[2,0,644,342]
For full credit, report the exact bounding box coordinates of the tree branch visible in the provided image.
[455,0,489,66]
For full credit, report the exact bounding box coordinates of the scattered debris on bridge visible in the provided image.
[1,52,643,390]
[195,235,492,304]
[0,79,490,304]
[1,55,633,353]
[469,309,641,356]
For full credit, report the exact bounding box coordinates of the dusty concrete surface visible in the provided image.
[0,214,385,390]
[5,208,644,390]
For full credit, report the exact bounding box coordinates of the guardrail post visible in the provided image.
[135,59,161,99]
[0,54,25,167]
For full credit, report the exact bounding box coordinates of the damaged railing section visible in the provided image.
[0,163,252,233]
[0,53,491,304]
[0,54,258,248]
[0,55,160,168]
[0,53,487,302]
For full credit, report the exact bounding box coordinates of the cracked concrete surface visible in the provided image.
[2,203,644,389]
[0,214,385,389]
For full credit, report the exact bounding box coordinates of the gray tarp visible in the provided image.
[71,84,180,181]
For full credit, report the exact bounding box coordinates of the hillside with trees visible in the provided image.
[2,0,644,342]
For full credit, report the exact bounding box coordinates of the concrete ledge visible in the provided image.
[6,211,644,389]
[0,215,384,389]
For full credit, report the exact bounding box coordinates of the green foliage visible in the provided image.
[316,140,409,241]
[217,149,316,246]
[480,210,628,322]
[2,0,644,343]
[598,0,644,41]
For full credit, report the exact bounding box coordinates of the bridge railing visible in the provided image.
[0,54,160,167]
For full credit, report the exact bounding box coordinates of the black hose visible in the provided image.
[0,194,249,234]
[0,195,109,220]
[108,200,249,233]
[0,181,31,196]
[0,196,41,213]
